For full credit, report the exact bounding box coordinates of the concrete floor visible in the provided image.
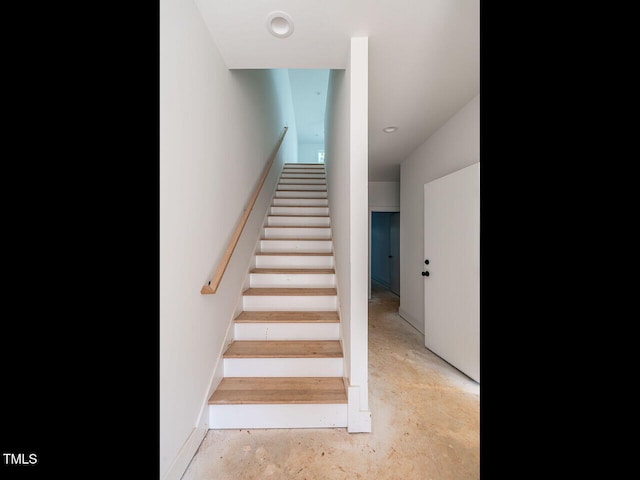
[182,282,479,480]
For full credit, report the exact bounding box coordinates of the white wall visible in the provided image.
[399,94,479,334]
[298,142,324,163]
[325,38,371,433]
[368,182,400,209]
[160,1,296,478]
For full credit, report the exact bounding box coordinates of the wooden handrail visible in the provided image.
[201,126,288,294]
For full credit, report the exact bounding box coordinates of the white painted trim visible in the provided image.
[195,178,277,434]
[346,383,372,433]
[368,206,400,299]
[276,190,327,198]
[398,306,424,335]
[235,322,340,341]
[330,217,350,383]
[194,274,248,434]
[209,404,348,429]
[224,357,343,377]
[255,254,334,269]
[161,426,207,480]
[242,294,337,311]
[249,272,335,288]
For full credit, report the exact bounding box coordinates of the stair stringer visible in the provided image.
[196,163,287,434]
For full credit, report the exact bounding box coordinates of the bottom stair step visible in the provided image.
[209,377,347,404]
[208,377,348,429]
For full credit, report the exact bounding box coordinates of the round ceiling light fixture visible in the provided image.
[266,11,294,38]
[383,126,398,133]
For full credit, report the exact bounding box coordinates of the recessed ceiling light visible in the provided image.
[266,11,294,38]
[383,126,398,133]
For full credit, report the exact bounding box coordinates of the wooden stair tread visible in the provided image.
[234,311,340,323]
[255,252,333,256]
[209,377,346,404]
[250,268,335,274]
[260,237,331,241]
[268,214,330,217]
[223,340,343,358]
[243,287,337,296]
[277,189,328,192]
[264,225,329,228]
[273,197,328,200]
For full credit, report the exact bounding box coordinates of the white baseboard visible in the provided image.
[161,426,207,480]
[347,384,372,433]
[163,321,228,480]
[209,404,348,429]
[398,306,424,335]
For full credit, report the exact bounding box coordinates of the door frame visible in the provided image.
[368,206,400,299]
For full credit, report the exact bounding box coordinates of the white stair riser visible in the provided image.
[224,357,343,377]
[209,404,347,429]
[234,322,340,340]
[255,255,334,269]
[281,173,326,179]
[278,184,327,191]
[284,164,325,168]
[267,216,330,227]
[263,227,331,238]
[281,173,325,177]
[272,198,328,206]
[250,273,336,288]
[242,295,337,311]
[275,190,327,198]
[279,178,326,185]
[283,167,325,171]
[270,206,329,215]
[260,239,332,253]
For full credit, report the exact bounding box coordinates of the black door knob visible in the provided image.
[424,259,430,265]
[422,271,430,276]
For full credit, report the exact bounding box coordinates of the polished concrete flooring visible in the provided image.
[182,283,479,480]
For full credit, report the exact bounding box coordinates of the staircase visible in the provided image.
[208,163,348,429]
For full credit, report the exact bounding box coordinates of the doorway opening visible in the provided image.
[369,210,400,299]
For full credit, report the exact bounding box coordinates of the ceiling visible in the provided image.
[195,0,479,181]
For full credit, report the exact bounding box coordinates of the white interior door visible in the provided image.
[424,163,479,382]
